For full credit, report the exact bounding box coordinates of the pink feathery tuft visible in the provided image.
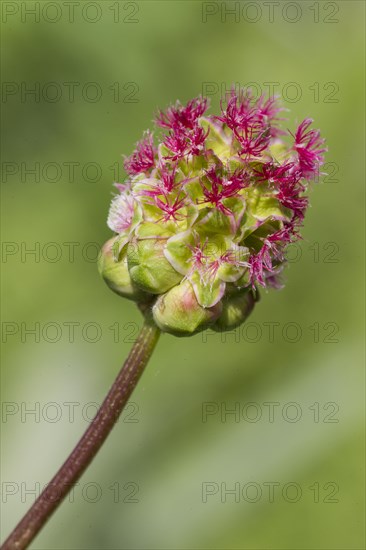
[124,131,157,176]
[199,166,249,214]
[293,118,326,178]
[156,97,209,131]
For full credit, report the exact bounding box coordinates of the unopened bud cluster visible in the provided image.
[99,89,325,336]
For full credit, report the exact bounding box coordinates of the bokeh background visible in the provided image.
[1,1,365,548]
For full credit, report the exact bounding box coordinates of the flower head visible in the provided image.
[99,88,326,335]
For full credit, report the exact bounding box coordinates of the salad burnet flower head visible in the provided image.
[99,88,326,336]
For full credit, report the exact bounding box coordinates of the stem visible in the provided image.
[1,316,160,550]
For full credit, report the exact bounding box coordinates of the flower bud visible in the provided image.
[212,288,257,332]
[152,279,222,336]
[127,238,182,294]
[98,237,148,301]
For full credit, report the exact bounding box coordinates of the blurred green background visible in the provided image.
[1,1,365,548]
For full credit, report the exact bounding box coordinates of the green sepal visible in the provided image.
[158,143,173,159]
[139,201,165,222]
[195,207,233,236]
[164,230,195,275]
[189,270,226,308]
[228,269,251,290]
[127,238,182,294]
[178,153,208,177]
[216,245,249,282]
[184,177,204,203]
[98,238,149,302]
[243,220,282,253]
[112,233,130,260]
[200,117,232,160]
[135,222,175,239]
[244,185,292,222]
